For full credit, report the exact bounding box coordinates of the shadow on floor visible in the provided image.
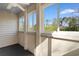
[0,44,34,56]
[63,48,79,56]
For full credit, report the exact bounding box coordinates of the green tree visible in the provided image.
[60,17,79,31]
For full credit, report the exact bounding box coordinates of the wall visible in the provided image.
[35,37,48,56]
[18,32,24,47]
[0,11,18,48]
[18,32,36,54]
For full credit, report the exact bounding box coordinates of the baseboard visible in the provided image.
[25,50,34,56]
[18,43,34,56]
[0,42,18,49]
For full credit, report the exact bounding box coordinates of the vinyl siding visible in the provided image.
[0,11,18,48]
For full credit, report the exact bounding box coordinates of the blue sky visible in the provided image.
[44,4,58,24]
[28,12,36,26]
[60,3,79,18]
[44,3,79,25]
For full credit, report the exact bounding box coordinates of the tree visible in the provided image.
[60,17,79,31]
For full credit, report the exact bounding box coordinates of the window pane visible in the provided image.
[44,4,58,32]
[28,11,36,32]
[60,3,79,31]
[33,12,36,31]
[19,16,24,31]
[28,13,32,32]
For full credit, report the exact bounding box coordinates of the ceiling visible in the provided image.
[0,3,30,15]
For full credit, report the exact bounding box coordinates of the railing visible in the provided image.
[41,32,79,56]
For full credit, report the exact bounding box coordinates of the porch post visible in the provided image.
[36,3,41,47]
[24,8,28,50]
[41,7,44,32]
[57,4,60,31]
[36,4,44,44]
[35,3,43,56]
[48,38,52,56]
[17,15,19,43]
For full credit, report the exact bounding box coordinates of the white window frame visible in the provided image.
[18,15,24,32]
[27,10,36,32]
[43,3,59,33]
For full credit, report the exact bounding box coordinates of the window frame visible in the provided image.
[27,10,36,32]
[18,15,24,32]
[43,3,59,33]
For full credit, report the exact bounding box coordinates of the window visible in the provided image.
[59,3,79,31]
[28,11,36,32]
[19,16,24,32]
[44,4,58,32]
[43,3,79,32]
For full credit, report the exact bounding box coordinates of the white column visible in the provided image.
[32,12,34,31]
[36,4,42,46]
[17,15,19,43]
[41,8,44,32]
[57,4,60,31]
[35,4,43,56]
[24,8,28,50]
[36,4,44,45]
[48,38,52,56]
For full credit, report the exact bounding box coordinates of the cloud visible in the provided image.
[60,9,75,14]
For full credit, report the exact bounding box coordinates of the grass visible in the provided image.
[44,25,57,32]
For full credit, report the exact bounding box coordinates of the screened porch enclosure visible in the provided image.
[0,3,79,56]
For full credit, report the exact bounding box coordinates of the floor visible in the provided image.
[0,44,34,56]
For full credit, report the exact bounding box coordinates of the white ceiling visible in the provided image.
[0,3,30,14]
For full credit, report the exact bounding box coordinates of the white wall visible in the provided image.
[18,32,36,54]
[27,33,36,54]
[0,11,18,48]
[35,37,48,56]
[18,32,24,47]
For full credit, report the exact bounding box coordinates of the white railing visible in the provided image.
[41,31,79,56]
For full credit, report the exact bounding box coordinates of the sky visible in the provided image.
[44,4,58,24]
[60,3,79,17]
[20,3,79,26]
[44,3,79,25]
[28,12,36,26]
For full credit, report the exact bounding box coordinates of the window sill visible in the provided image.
[27,32,36,35]
[18,31,24,33]
[18,31,36,35]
